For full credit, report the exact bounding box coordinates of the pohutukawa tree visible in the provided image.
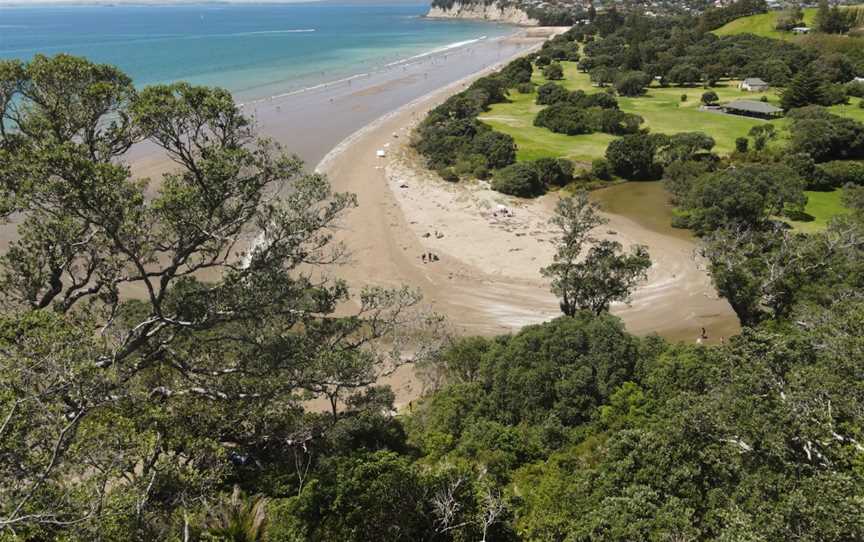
[0,54,438,538]
[542,192,651,316]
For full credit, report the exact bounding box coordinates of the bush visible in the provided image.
[735,137,749,153]
[492,163,545,197]
[605,133,667,180]
[681,94,688,102]
[543,63,564,81]
[499,57,533,87]
[536,83,570,105]
[614,71,651,97]
[535,55,552,67]
[534,103,592,135]
[577,92,619,110]
[437,166,460,182]
[591,158,612,180]
[471,130,516,169]
[517,82,535,94]
[701,91,719,105]
[847,81,864,98]
[813,160,864,190]
[588,108,643,135]
[532,158,575,187]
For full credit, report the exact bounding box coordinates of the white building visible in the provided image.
[740,77,769,92]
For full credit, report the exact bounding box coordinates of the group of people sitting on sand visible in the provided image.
[421,252,439,264]
[492,205,514,219]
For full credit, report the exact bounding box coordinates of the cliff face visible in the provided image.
[426,2,539,26]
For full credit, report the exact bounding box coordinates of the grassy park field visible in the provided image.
[477,61,862,231]
[480,61,775,163]
[788,189,851,233]
[713,8,818,40]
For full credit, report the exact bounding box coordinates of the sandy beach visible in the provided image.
[317,29,741,351]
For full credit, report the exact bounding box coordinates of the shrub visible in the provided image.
[588,108,643,135]
[735,137,749,153]
[535,55,552,67]
[813,160,864,190]
[591,158,612,180]
[471,130,516,169]
[534,104,592,135]
[614,71,651,97]
[605,133,668,180]
[577,92,619,110]
[847,81,864,98]
[491,163,544,197]
[701,91,719,105]
[536,83,570,105]
[532,157,575,186]
[516,82,535,94]
[543,63,564,81]
[437,166,460,182]
[681,94,688,102]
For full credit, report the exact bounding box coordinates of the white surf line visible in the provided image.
[244,33,543,266]
[237,33,497,108]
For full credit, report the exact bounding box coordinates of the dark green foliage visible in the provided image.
[614,70,651,97]
[781,69,827,110]
[516,82,534,94]
[842,183,864,219]
[813,160,864,190]
[735,136,749,153]
[682,164,807,234]
[587,108,644,135]
[287,451,433,541]
[658,132,717,164]
[534,103,592,135]
[814,0,854,34]
[499,57,533,87]
[428,315,641,428]
[846,81,864,98]
[532,157,575,187]
[414,65,519,177]
[698,0,768,31]
[542,62,564,81]
[539,34,581,62]
[491,163,544,197]
[787,106,864,162]
[591,158,612,180]
[701,90,719,105]
[605,133,668,180]
[663,159,713,205]
[536,82,570,105]
[576,91,619,110]
[471,130,517,170]
[748,123,777,151]
[667,63,703,87]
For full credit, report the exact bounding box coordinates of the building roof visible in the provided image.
[723,100,782,115]
[742,77,768,86]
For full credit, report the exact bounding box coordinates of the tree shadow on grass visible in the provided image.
[784,209,815,222]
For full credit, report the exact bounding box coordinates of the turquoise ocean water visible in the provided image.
[0,2,514,101]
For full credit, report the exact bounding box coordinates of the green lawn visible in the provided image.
[787,189,851,233]
[480,62,774,163]
[713,8,817,40]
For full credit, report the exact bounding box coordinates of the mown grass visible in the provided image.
[787,189,851,233]
[713,8,818,40]
[480,61,773,163]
